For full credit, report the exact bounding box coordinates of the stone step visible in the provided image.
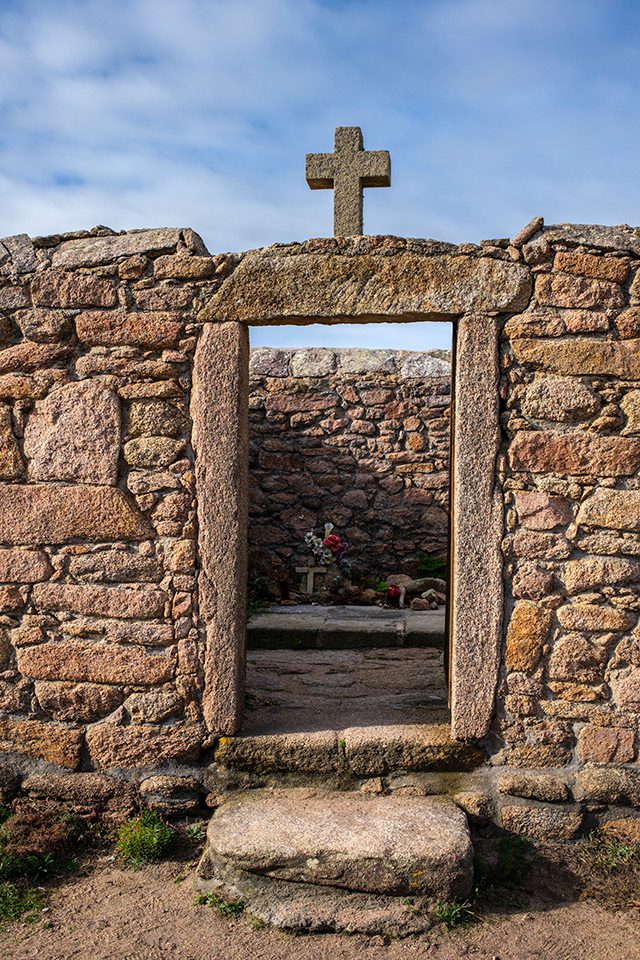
[196,789,473,933]
[213,722,483,777]
[247,604,446,650]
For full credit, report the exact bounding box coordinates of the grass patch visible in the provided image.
[195,891,245,917]
[592,839,640,871]
[116,810,176,867]
[0,882,45,925]
[433,898,478,929]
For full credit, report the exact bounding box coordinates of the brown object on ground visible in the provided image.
[2,855,640,960]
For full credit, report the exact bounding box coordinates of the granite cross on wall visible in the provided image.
[306,127,391,236]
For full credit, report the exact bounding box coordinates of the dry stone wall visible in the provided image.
[248,347,451,584]
[0,226,237,780]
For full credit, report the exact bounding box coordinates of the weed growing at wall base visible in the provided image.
[116,811,176,867]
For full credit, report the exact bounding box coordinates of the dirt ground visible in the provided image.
[1,853,639,960]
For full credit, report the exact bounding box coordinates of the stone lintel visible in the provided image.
[201,249,532,325]
[451,314,503,740]
[192,321,249,736]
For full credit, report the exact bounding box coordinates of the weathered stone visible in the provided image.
[23,380,120,484]
[522,377,600,422]
[553,251,629,283]
[35,680,124,723]
[621,390,640,435]
[22,771,136,818]
[573,768,640,805]
[0,342,70,374]
[504,310,564,338]
[514,491,572,530]
[0,717,82,769]
[562,309,609,333]
[578,724,635,764]
[0,548,52,582]
[535,272,623,310]
[0,403,23,478]
[204,250,532,324]
[164,539,196,573]
[400,354,450,378]
[0,234,37,273]
[18,639,174,684]
[600,819,640,843]
[0,372,54,400]
[498,772,570,803]
[511,337,640,378]
[76,310,183,348]
[66,549,163,583]
[510,530,571,560]
[249,348,290,378]
[615,308,640,339]
[290,349,336,378]
[548,634,606,681]
[127,399,188,440]
[0,585,23,612]
[31,269,117,307]
[0,484,151,544]
[139,774,201,816]
[75,355,179,379]
[153,254,215,280]
[86,721,201,769]
[124,436,185,468]
[609,668,640,711]
[505,600,551,672]
[204,789,473,898]
[509,431,640,476]
[543,223,640,254]
[563,557,640,594]
[119,254,148,280]
[134,286,194,310]
[52,228,187,268]
[511,562,554,600]
[31,582,167,619]
[338,350,396,374]
[0,285,29,309]
[123,686,182,723]
[500,804,582,841]
[556,603,634,632]
[511,216,544,248]
[577,489,640,531]
[14,308,71,342]
[60,616,173,647]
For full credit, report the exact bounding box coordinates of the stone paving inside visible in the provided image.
[245,605,448,734]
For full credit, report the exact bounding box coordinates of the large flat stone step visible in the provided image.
[196,789,473,932]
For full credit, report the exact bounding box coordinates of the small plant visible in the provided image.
[116,810,176,867]
[338,738,347,752]
[416,553,447,581]
[363,576,389,593]
[195,891,245,917]
[433,898,478,929]
[184,823,206,844]
[593,838,640,871]
[0,882,45,925]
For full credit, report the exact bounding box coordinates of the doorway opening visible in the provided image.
[243,321,454,737]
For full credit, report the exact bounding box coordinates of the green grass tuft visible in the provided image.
[0,882,45,925]
[116,810,176,867]
[195,891,245,917]
[593,839,640,871]
[433,898,478,929]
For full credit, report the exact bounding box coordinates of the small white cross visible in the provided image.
[296,565,327,593]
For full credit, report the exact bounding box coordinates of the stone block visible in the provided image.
[124,436,185,468]
[400,354,451,378]
[535,272,624,310]
[609,668,640,711]
[52,228,186,268]
[14,308,71,342]
[76,310,183,348]
[522,377,600,422]
[513,491,572,530]
[577,489,640,531]
[0,484,151,545]
[621,390,640,434]
[0,717,82,768]
[123,686,182,723]
[21,771,136,819]
[498,772,571,802]
[511,337,640,378]
[31,582,167,619]
[139,774,201,816]
[204,250,532,323]
[509,431,640,476]
[153,254,215,280]
[553,251,629,283]
[500,804,583,841]
[542,223,640,254]
[0,286,30,309]
[615,308,640,339]
[0,584,24,612]
[35,680,124,722]
[18,639,175,684]
[556,603,634,632]
[511,530,571,560]
[23,380,120,484]
[0,403,24,479]
[290,349,336,377]
[548,633,606,681]
[563,556,640,593]
[31,269,117,307]
[126,400,188,438]
[578,724,635,764]
[505,600,551,672]
[573,768,640,805]
[86,721,202,768]
[600,819,640,843]
[0,342,71,374]
[66,550,163,583]
[0,233,37,273]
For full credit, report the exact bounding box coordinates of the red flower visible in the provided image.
[323,534,342,554]
[387,585,401,598]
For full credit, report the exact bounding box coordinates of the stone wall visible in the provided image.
[0,222,639,829]
[247,347,451,584]
[0,226,236,778]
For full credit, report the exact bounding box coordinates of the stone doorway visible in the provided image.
[244,333,453,737]
[193,240,516,743]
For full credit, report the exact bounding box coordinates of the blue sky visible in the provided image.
[1,0,639,350]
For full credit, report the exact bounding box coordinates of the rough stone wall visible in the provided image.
[247,347,452,583]
[0,226,237,778]
[496,223,640,791]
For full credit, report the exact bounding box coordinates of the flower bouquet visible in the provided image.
[304,523,351,579]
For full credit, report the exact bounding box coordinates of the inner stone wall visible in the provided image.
[247,346,451,585]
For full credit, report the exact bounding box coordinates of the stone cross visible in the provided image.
[306,127,391,236]
[296,565,327,594]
